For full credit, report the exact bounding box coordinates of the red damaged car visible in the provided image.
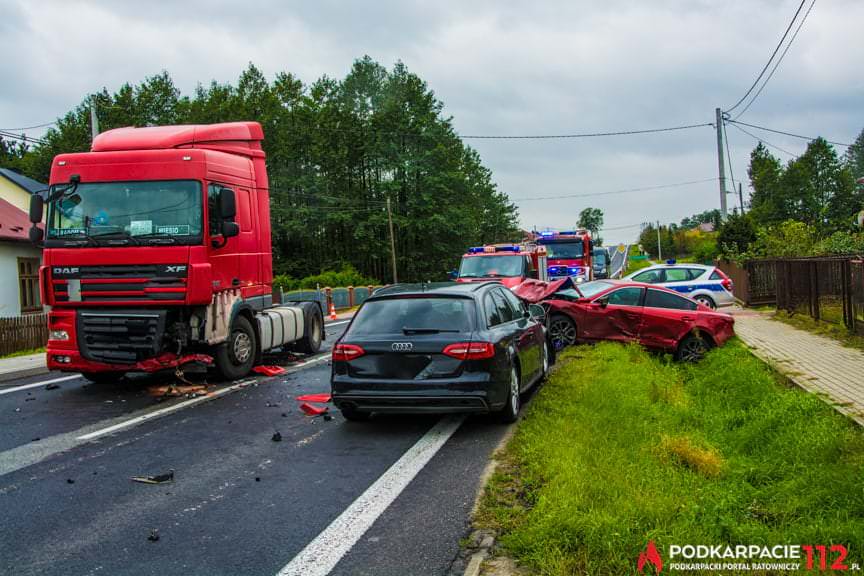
[514,279,735,361]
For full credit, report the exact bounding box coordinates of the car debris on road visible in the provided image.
[131,470,175,484]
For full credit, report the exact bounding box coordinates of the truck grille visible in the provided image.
[77,310,167,364]
[52,264,187,304]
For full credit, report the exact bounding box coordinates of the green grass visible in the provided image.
[476,341,864,575]
[625,258,653,274]
[768,309,864,353]
[0,347,45,360]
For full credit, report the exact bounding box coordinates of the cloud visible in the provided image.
[1,0,862,244]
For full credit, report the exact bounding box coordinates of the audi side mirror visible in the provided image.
[528,304,546,320]
[218,187,237,220]
[29,194,44,224]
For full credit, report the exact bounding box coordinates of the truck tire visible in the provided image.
[82,372,124,385]
[294,302,324,354]
[215,315,258,380]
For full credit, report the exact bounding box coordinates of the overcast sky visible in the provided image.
[2,0,862,244]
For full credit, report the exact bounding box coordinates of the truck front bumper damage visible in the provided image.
[47,350,213,374]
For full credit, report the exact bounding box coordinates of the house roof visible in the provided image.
[0,196,33,242]
[0,168,46,194]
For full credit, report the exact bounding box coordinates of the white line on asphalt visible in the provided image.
[325,320,351,327]
[77,354,332,442]
[0,374,82,396]
[276,416,465,576]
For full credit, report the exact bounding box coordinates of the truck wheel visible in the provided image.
[215,315,258,380]
[295,303,323,354]
[81,372,123,385]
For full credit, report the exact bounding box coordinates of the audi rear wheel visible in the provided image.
[498,364,521,424]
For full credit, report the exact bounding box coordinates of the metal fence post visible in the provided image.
[810,261,820,321]
[347,286,355,308]
[324,287,333,313]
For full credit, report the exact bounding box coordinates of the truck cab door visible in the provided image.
[207,183,239,292]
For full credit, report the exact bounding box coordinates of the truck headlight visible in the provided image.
[49,330,69,341]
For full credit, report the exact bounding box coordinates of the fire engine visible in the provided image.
[531,230,594,283]
[28,122,325,382]
[455,243,548,289]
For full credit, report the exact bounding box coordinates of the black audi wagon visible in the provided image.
[330,282,549,423]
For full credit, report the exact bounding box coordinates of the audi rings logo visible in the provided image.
[391,342,414,352]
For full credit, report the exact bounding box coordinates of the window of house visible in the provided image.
[18,258,41,313]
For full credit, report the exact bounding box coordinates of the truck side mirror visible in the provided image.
[221,221,240,238]
[29,226,43,244]
[29,194,44,224]
[218,187,236,220]
[448,270,458,280]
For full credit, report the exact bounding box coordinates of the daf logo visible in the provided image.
[391,342,414,352]
[53,267,79,275]
[166,265,187,273]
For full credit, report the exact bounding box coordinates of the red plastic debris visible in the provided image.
[295,393,331,404]
[300,402,328,416]
[253,365,288,376]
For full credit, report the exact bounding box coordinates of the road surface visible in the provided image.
[0,320,510,576]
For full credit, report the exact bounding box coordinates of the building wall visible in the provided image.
[0,242,43,317]
[0,177,32,213]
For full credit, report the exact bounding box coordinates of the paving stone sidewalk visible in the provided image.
[731,307,864,426]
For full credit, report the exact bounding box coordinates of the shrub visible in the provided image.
[272,264,378,291]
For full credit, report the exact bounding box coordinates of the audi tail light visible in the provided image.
[442,342,495,360]
[333,343,365,362]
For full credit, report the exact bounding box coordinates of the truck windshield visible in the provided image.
[543,241,584,259]
[46,180,203,246]
[459,255,525,278]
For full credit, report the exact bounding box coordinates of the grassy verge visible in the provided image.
[0,347,45,360]
[476,341,864,575]
[768,309,864,353]
[625,258,652,274]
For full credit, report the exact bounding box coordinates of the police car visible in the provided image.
[623,261,735,309]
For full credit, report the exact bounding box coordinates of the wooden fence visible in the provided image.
[0,313,48,357]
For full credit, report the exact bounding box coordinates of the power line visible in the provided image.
[722,120,737,188]
[510,177,718,202]
[0,121,56,131]
[728,119,852,147]
[733,0,817,120]
[0,131,47,146]
[600,223,643,231]
[725,0,808,113]
[459,123,713,139]
[727,121,798,157]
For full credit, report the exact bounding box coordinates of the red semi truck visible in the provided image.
[455,243,548,289]
[28,122,324,382]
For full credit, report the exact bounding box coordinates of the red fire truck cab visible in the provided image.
[532,230,594,283]
[455,243,548,289]
[28,122,324,382]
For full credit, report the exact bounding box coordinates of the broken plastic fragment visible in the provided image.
[253,365,287,376]
[300,402,328,416]
[271,431,283,442]
[148,529,160,542]
[295,393,331,404]
[131,470,175,484]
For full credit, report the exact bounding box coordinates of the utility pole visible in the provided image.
[738,182,745,215]
[715,107,728,220]
[656,220,662,261]
[89,96,100,141]
[386,197,398,284]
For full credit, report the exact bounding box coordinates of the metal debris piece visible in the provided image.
[131,470,175,484]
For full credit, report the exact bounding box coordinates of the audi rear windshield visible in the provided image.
[46,180,203,247]
[346,297,476,336]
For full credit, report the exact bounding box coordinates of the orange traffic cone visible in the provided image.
[329,301,337,321]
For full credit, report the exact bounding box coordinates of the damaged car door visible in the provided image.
[581,286,645,343]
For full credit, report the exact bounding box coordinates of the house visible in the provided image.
[0,169,45,317]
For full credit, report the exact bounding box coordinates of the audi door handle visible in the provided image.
[681,316,695,321]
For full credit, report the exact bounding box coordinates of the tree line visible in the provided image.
[0,58,520,282]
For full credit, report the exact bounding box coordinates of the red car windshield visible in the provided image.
[459,255,525,278]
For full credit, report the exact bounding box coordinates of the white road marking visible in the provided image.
[0,352,334,478]
[0,374,82,396]
[276,416,465,576]
[325,320,351,327]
